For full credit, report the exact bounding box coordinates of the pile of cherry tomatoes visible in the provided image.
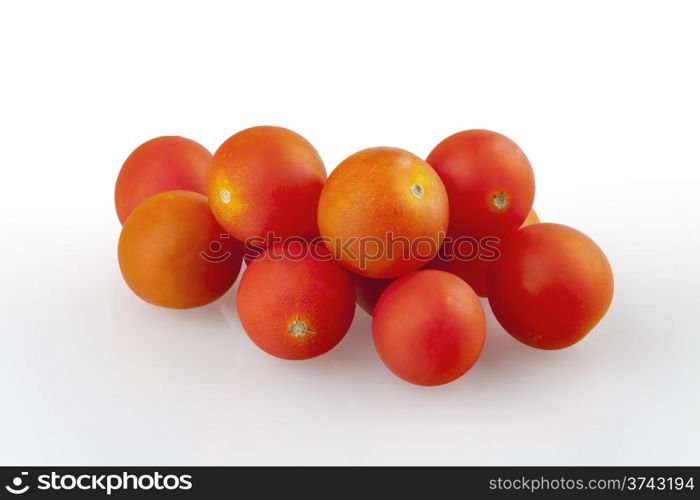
[115,126,613,386]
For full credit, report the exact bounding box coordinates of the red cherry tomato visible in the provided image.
[427,129,535,236]
[237,242,355,360]
[373,270,486,386]
[351,273,394,316]
[115,136,211,224]
[429,209,540,297]
[488,223,613,349]
[207,126,326,244]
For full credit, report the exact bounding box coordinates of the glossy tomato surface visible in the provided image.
[118,190,243,309]
[488,223,613,349]
[373,270,485,386]
[207,126,326,244]
[115,136,211,224]
[427,129,535,236]
[318,147,448,279]
[237,242,355,360]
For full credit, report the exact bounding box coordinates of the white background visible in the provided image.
[1,0,698,465]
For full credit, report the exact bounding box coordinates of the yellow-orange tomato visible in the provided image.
[318,147,449,279]
[115,136,211,224]
[207,126,327,244]
[429,209,540,297]
[118,191,243,309]
[521,208,540,227]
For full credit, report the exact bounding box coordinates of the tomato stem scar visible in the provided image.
[411,183,424,199]
[220,189,231,204]
[288,317,314,338]
[492,191,509,211]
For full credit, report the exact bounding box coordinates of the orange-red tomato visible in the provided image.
[351,273,394,316]
[115,136,211,224]
[430,209,540,297]
[207,126,326,244]
[488,223,613,349]
[318,147,448,279]
[373,270,486,386]
[237,242,355,360]
[427,129,535,236]
[118,191,243,309]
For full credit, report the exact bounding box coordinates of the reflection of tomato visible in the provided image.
[488,223,613,349]
[115,136,211,224]
[237,242,355,360]
[373,270,485,386]
[429,209,540,297]
[318,147,448,279]
[427,130,535,236]
[351,273,394,316]
[207,126,326,244]
[118,191,243,309]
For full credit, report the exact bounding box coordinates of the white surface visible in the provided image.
[1,0,699,465]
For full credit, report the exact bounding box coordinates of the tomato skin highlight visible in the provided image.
[118,190,243,309]
[427,129,535,236]
[237,242,356,360]
[115,136,211,224]
[429,209,540,297]
[318,147,449,279]
[207,126,327,244]
[372,270,486,386]
[488,223,613,349]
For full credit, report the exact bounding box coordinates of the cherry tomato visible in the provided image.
[318,147,448,278]
[118,190,243,309]
[207,126,326,244]
[521,208,540,227]
[429,208,540,297]
[115,136,211,224]
[237,241,355,360]
[488,223,613,349]
[373,270,485,386]
[351,273,394,316]
[427,129,535,236]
